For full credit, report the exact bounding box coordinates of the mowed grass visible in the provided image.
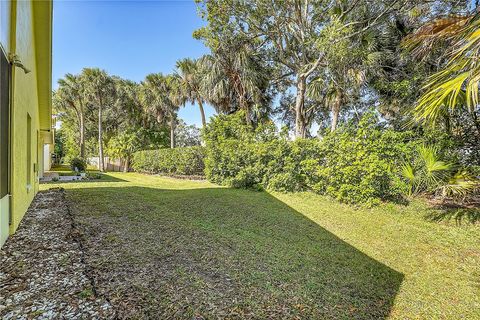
[40,172,480,319]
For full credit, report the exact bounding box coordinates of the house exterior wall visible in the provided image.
[0,0,52,247]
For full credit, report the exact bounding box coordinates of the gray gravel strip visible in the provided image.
[0,189,115,319]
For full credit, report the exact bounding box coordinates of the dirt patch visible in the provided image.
[0,189,114,319]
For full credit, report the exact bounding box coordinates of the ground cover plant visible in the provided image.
[41,173,480,319]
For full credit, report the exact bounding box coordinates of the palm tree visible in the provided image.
[198,54,236,114]
[166,75,183,148]
[54,74,87,158]
[405,13,480,124]
[114,79,145,129]
[175,58,208,129]
[401,145,452,196]
[140,73,180,148]
[81,68,116,172]
[198,39,270,126]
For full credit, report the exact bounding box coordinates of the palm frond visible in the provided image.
[437,171,480,198]
[409,13,480,124]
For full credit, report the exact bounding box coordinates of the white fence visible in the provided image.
[88,157,129,172]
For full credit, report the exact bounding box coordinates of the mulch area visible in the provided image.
[0,189,114,319]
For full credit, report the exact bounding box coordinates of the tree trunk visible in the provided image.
[123,157,129,173]
[245,104,251,126]
[239,94,251,126]
[331,89,343,132]
[98,105,104,172]
[198,100,207,129]
[79,113,85,159]
[72,105,85,159]
[294,76,307,138]
[444,113,451,135]
[170,119,176,148]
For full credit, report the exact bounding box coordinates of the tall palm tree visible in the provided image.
[175,58,208,129]
[140,73,180,148]
[54,74,87,158]
[166,75,183,148]
[81,68,116,172]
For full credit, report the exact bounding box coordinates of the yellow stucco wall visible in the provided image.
[0,0,52,244]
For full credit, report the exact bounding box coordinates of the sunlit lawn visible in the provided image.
[41,172,480,319]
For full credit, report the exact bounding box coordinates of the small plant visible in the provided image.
[401,145,452,196]
[78,287,94,299]
[51,176,59,182]
[70,157,87,172]
[401,145,480,200]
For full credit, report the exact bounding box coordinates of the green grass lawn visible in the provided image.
[40,173,480,319]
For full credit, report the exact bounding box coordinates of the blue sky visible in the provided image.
[53,0,216,127]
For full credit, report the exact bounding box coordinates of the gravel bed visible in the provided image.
[0,189,114,319]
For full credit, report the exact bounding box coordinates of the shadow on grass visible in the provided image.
[426,204,480,225]
[66,185,404,319]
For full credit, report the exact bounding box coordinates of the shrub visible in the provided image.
[70,157,87,172]
[304,114,417,206]
[203,111,277,188]
[132,146,205,176]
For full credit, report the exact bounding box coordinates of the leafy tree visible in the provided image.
[107,131,140,172]
[53,74,88,157]
[175,119,201,147]
[196,0,469,136]
[196,0,404,137]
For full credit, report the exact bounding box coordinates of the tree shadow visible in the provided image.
[425,203,480,225]
[66,185,404,319]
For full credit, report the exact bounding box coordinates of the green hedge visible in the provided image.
[132,146,205,176]
[203,111,418,206]
[133,112,421,205]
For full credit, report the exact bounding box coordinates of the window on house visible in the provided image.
[27,113,31,188]
[0,48,9,198]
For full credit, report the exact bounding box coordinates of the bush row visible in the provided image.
[203,111,418,206]
[132,146,205,176]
